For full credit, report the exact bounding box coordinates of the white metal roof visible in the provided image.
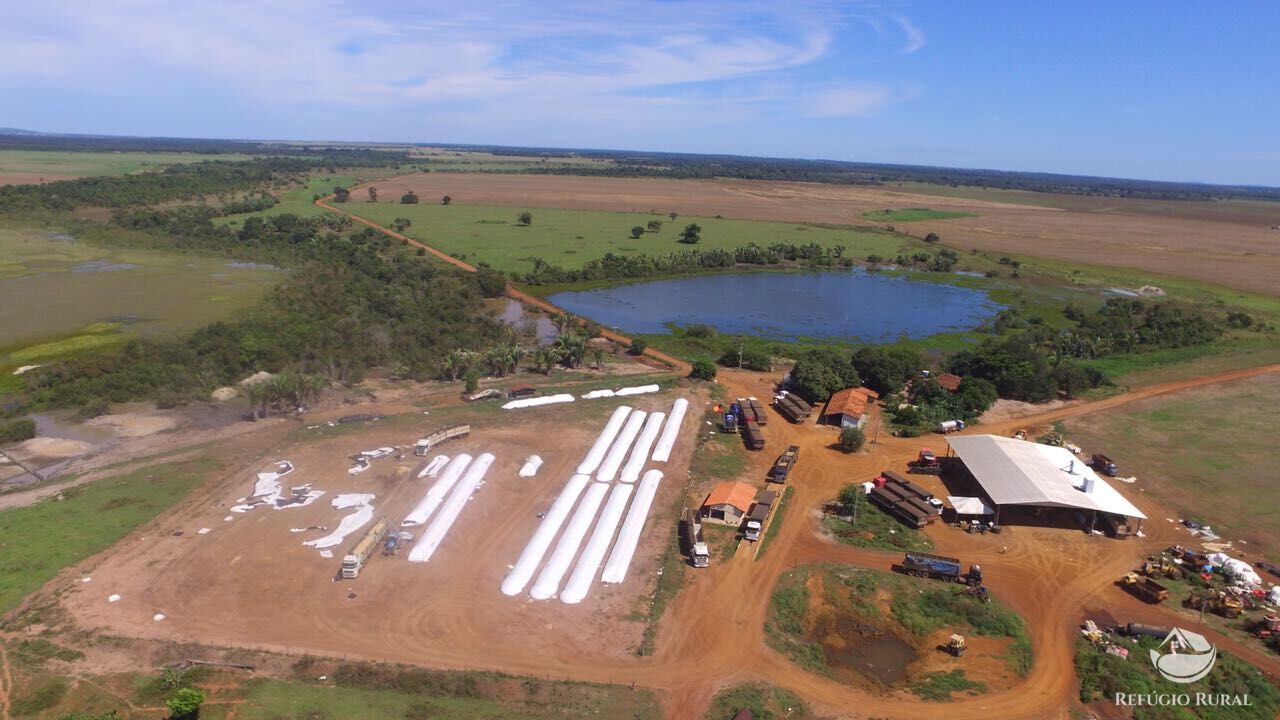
[946,434,1147,519]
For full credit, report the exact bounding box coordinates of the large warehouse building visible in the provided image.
[944,434,1146,533]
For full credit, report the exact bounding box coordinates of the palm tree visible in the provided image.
[589,346,606,370]
[554,333,587,369]
[533,347,559,375]
[243,383,265,420]
[552,313,577,337]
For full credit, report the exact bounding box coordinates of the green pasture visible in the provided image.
[0,458,220,614]
[861,207,975,222]
[0,226,280,361]
[0,149,256,179]
[339,201,912,275]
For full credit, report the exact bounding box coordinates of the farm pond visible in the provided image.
[546,269,1003,342]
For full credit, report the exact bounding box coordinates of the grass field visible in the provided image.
[0,149,256,179]
[703,683,810,720]
[822,502,935,553]
[338,201,913,276]
[1062,373,1280,549]
[0,225,280,362]
[861,208,975,222]
[0,458,220,614]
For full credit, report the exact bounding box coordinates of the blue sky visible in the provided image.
[2,1,1277,185]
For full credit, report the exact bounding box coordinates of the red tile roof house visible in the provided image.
[821,387,880,428]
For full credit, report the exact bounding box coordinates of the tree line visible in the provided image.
[519,241,854,285]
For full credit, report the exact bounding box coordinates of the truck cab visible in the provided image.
[341,555,361,579]
[691,541,710,567]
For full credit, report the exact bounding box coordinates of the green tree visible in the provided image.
[367,186,377,202]
[475,265,507,298]
[332,186,350,203]
[463,369,479,394]
[956,377,998,414]
[630,225,645,239]
[837,426,866,453]
[441,194,452,205]
[400,190,419,204]
[689,358,717,380]
[166,688,204,719]
[589,346,606,369]
[851,346,922,395]
[646,219,663,233]
[517,211,533,226]
[678,223,701,244]
[924,232,940,243]
[837,482,862,513]
[668,212,678,221]
[390,217,411,232]
[788,348,860,403]
[629,338,648,356]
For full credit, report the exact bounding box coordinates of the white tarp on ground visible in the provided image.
[1222,558,1264,587]
[408,453,495,563]
[619,412,665,484]
[402,454,473,527]
[361,447,396,458]
[596,410,648,483]
[303,496,375,549]
[519,455,543,477]
[530,481,610,600]
[602,469,663,584]
[947,496,995,516]
[252,461,293,497]
[503,393,575,410]
[615,384,660,397]
[417,455,450,479]
[582,389,615,399]
[945,434,1147,519]
[560,483,634,605]
[1268,586,1280,605]
[651,398,689,462]
[501,473,592,596]
[577,405,632,475]
[332,493,375,509]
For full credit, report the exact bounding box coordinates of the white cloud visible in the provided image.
[894,15,927,54]
[808,85,894,117]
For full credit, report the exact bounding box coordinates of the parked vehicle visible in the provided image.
[908,448,942,475]
[742,419,765,450]
[899,552,983,586]
[1120,572,1169,604]
[680,508,710,568]
[743,491,778,542]
[936,420,966,433]
[770,445,800,483]
[1091,453,1119,476]
[722,411,738,433]
[341,518,390,579]
[747,398,767,426]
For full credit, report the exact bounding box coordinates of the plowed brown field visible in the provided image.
[365,173,1280,295]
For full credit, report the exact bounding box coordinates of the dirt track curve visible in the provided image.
[291,196,1280,719]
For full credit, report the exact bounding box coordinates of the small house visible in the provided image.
[701,481,757,525]
[820,387,880,428]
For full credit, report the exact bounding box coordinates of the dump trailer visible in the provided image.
[900,552,983,586]
[341,518,390,579]
[742,419,765,451]
[1091,453,1119,476]
[770,445,800,483]
[787,394,813,417]
[1120,573,1169,604]
[774,397,806,424]
[908,448,942,475]
[869,488,928,529]
[747,398,767,426]
[743,497,775,542]
[680,508,710,568]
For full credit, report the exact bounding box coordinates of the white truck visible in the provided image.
[341,518,390,579]
[681,509,710,568]
[743,490,778,542]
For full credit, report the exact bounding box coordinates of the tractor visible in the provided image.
[945,634,967,657]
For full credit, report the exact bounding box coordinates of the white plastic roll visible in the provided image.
[417,454,449,478]
[500,474,592,596]
[601,469,663,583]
[560,483,634,605]
[582,389,615,399]
[408,453,494,563]
[402,454,473,526]
[576,405,632,476]
[502,393,575,410]
[529,481,610,600]
[596,410,647,483]
[615,383,660,396]
[619,412,665,484]
[650,398,689,462]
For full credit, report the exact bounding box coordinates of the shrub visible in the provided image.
[837,426,865,453]
[629,338,647,355]
[166,688,204,719]
[0,418,36,444]
[690,359,717,380]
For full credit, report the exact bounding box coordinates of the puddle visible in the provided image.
[71,260,142,273]
[498,299,557,345]
[814,613,917,686]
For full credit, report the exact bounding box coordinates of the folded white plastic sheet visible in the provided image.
[303,504,375,549]
[502,394,575,410]
[619,412,665,484]
[402,454,474,527]
[582,389,615,399]
[576,405,632,476]
[519,455,543,477]
[417,455,450,479]
[560,483,634,605]
[615,384,660,397]
[596,410,648,483]
[331,493,375,509]
[501,473,592,596]
[408,453,495,563]
[529,481,610,600]
[651,398,689,462]
[601,469,663,584]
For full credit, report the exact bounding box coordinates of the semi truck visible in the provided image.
[1091,453,1119,476]
[743,490,778,542]
[414,424,471,456]
[770,445,800,483]
[907,448,942,475]
[899,552,983,586]
[936,420,966,433]
[722,410,738,433]
[742,419,765,451]
[341,518,390,579]
[680,508,710,568]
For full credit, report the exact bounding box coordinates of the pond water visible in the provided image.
[547,269,1002,342]
[815,613,917,686]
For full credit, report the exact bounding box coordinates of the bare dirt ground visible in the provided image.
[371,172,1280,295]
[0,172,79,186]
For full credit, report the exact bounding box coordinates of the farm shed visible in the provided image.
[701,481,757,525]
[945,435,1146,532]
[821,387,880,428]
